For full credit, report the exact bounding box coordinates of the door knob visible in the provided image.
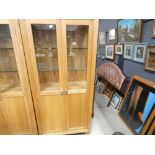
[60,88,64,95]
[65,88,68,95]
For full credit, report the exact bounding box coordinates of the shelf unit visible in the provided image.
[0,20,37,134]
[19,19,99,134]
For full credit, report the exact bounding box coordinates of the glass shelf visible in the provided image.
[0,24,22,97]
[1,86,23,97]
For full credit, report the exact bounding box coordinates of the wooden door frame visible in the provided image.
[0,19,38,134]
[19,19,65,134]
[60,19,98,131]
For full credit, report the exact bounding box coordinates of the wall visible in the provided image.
[97,19,155,82]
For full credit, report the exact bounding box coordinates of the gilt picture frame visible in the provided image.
[118,19,142,43]
[115,44,123,55]
[145,45,155,72]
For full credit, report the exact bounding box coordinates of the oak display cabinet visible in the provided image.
[0,20,37,134]
[20,19,98,134]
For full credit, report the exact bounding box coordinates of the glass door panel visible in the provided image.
[31,24,60,92]
[0,24,22,96]
[66,25,88,90]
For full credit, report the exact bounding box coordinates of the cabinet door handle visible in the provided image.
[60,88,64,95]
[65,88,68,95]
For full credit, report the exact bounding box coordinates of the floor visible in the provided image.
[89,92,132,135]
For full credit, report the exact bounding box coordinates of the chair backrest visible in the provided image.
[97,63,126,90]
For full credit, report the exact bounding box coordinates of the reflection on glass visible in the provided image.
[66,25,88,89]
[31,24,60,92]
[0,24,21,95]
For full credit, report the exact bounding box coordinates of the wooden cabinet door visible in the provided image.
[0,20,37,134]
[20,20,65,134]
[61,20,94,133]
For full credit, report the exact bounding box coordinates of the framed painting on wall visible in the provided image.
[99,31,106,45]
[105,45,114,60]
[123,43,134,60]
[151,20,155,38]
[133,43,148,63]
[145,46,155,72]
[118,19,142,43]
[109,29,116,40]
[115,44,123,55]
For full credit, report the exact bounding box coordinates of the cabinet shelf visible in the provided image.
[38,67,87,72]
[0,70,17,72]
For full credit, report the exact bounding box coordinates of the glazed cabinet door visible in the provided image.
[20,20,65,134]
[0,20,37,134]
[61,20,94,133]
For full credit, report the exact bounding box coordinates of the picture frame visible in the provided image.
[133,43,148,63]
[145,45,155,72]
[115,44,123,55]
[123,43,134,60]
[118,19,142,43]
[119,76,155,135]
[109,29,116,40]
[151,20,155,38]
[110,92,122,109]
[99,31,106,45]
[105,45,114,60]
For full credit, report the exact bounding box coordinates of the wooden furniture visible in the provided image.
[0,20,37,134]
[96,63,129,107]
[19,19,99,134]
[119,76,155,135]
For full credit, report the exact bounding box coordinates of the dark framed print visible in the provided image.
[110,92,122,109]
[145,45,155,72]
[119,76,155,135]
[123,43,134,60]
[115,44,123,55]
[99,31,106,45]
[105,45,114,60]
[109,29,116,40]
[133,43,148,63]
[118,19,142,43]
[151,20,155,38]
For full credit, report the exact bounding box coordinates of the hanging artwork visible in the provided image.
[99,31,106,45]
[133,43,147,63]
[115,44,123,55]
[145,46,155,72]
[118,19,142,43]
[109,29,116,40]
[105,45,114,60]
[151,20,155,38]
[123,43,134,60]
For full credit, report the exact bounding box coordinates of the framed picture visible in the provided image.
[123,43,134,60]
[119,76,155,135]
[99,31,106,45]
[105,45,114,60]
[145,46,155,72]
[133,43,148,63]
[110,92,122,109]
[109,29,116,40]
[115,44,123,55]
[151,20,155,38]
[118,19,142,43]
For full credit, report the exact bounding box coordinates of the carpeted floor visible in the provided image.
[89,92,132,135]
